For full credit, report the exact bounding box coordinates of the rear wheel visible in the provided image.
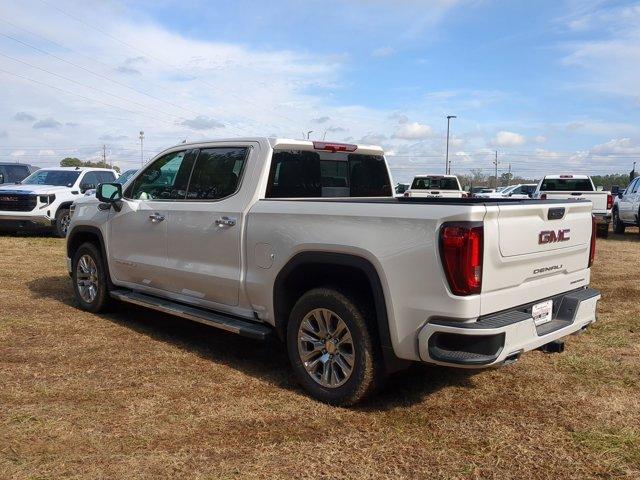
[72,242,112,312]
[55,208,71,237]
[612,209,625,234]
[286,288,383,406]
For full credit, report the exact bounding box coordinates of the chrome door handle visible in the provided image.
[148,213,165,223]
[215,216,236,227]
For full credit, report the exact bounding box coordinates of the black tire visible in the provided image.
[54,207,71,237]
[597,223,609,238]
[71,242,112,313]
[612,209,625,234]
[286,287,384,406]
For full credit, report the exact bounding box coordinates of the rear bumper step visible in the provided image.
[110,290,273,341]
[418,287,600,367]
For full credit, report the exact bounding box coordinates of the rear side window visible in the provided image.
[540,178,593,191]
[0,165,30,183]
[96,171,116,183]
[186,147,248,200]
[266,150,391,198]
[411,177,459,190]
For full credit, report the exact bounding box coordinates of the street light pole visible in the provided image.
[139,131,144,167]
[445,115,456,174]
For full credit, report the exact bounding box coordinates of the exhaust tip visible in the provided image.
[538,339,565,354]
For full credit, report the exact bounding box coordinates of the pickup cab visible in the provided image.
[404,174,465,198]
[533,175,613,237]
[0,167,117,236]
[66,138,600,405]
[612,177,640,233]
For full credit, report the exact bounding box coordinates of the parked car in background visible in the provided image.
[0,167,117,236]
[533,175,612,237]
[84,168,138,196]
[480,183,537,199]
[394,182,410,196]
[404,174,465,198]
[472,188,497,198]
[0,162,38,185]
[612,178,640,233]
[67,137,599,405]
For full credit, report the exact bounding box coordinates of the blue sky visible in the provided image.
[1,0,639,179]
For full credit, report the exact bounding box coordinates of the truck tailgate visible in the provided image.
[545,192,608,212]
[481,200,593,315]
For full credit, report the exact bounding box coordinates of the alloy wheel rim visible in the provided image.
[76,254,99,303]
[60,213,71,234]
[297,308,355,388]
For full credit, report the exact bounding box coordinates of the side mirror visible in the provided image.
[96,183,123,204]
[611,185,620,195]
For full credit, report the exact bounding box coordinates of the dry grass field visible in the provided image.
[1,230,639,479]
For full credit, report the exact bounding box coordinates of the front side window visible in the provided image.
[631,178,640,194]
[266,150,391,198]
[96,171,116,183]
[22,170,80,187]
[126,150,194,200]
[80,172,99,189]
[186,147,248,200]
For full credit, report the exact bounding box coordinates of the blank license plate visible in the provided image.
[532,299,553,326]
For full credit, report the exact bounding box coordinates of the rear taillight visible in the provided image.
[606,193,613,210]
[541,193,547,200]
[588,215,596,268]
[439,223,483,296]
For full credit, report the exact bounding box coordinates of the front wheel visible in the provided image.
[612,210,625,234]
[54,208,71,237]
[286,288,384,406]
[72,242,112,313]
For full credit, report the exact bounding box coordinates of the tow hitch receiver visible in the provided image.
[538,339,565,354]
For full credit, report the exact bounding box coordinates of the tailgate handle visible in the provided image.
[548,207,565,220]
[570,192,582,196]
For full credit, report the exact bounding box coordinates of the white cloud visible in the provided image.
[180,116,225,130]
[312,116,330,123]
[534,135,547,144]
[371,46,395,58]
[492,131,525,147]
[33,118,61,129]
[591,137,640,154]
[393,122,434,140]
[13,111,36,122]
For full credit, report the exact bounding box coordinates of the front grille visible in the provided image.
[0,194,37,212]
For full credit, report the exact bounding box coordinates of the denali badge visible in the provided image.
[538,229,570,244]
[533,264,563,274]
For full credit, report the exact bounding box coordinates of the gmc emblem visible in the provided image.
[1,196,19,202]
[539,229,570,244]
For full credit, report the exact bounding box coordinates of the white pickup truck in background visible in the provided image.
[533,174,613,237]
[404,174,465,198]
[0,167,117,237]
[612,177,640,233]
[66,138,600,405]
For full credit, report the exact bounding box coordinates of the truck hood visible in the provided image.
[0,184,72,195]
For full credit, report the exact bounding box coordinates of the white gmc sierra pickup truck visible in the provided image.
[0,167,117,236]
[533,175,612,237]
[66,138,600,405]
[405,174,465,198]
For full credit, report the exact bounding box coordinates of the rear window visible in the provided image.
[266,150,392,198]
[411,177,459,190]
[540,178,593,191]
[0,165,30,183]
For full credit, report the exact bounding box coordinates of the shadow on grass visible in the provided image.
[28,274,478,410]
[607,230,640,243]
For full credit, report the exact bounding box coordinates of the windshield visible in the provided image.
[116,169,137,184]
[540,178,593,192]
[22,170,80,187]
[411,177,459,190]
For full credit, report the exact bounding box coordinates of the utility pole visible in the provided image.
[306,130,313,139]
[445,115,456,174]
[102,144,106,167]
[493,150,498,188]
[508,163,511,186]
[139,130,145,166]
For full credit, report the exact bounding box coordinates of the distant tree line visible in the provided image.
[60,157,120,174]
